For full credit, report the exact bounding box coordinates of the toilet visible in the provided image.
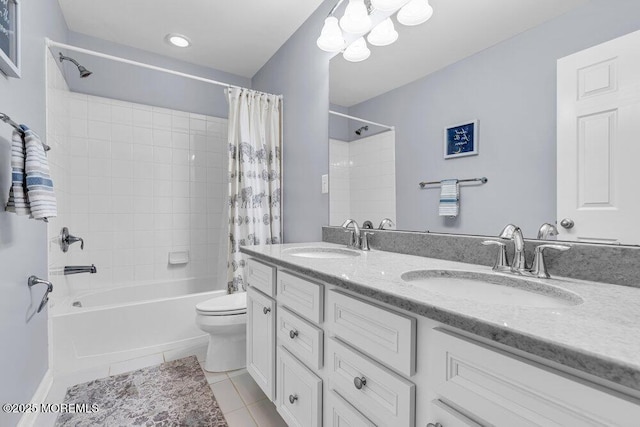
[195,292,247,372]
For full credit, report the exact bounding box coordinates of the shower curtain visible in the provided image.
[226,88,282,292]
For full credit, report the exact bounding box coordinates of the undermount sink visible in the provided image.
[401,270,583,308]
[283,247,361,259]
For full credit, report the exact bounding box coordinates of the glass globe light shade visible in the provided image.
[397,0,433,26]
[317,17,345,52]
[339,0,372,34]
[367,18,399,46]
[343,37,371,62]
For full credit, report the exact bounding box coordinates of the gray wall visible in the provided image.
[252,1,335,243]
[0,2,68,426]
[61,31,251,119]
[348,0,640,238]
[329,103,349,141]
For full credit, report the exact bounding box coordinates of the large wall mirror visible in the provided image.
[328,0,640,245]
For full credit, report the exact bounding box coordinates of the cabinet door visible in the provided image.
[247,287,276,401]
[277,346,323,427]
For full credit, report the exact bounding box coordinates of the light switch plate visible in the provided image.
[321,174,329,194]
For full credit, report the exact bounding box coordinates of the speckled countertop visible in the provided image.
[241,242,640,392]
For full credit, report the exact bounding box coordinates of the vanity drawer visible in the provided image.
[327,338,415,427]
[327,290,416,376]
[277,306,324,370]
[276,346,322,427]
[247,258,276,297]
[429,399,482,427]
[277,270,324,324]
[326,390,376,427]
[430,328,640,427]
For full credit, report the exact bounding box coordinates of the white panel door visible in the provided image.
[557,29,640,243]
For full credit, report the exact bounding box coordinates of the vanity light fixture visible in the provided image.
[317,0,433,61]
[165,33,191,48]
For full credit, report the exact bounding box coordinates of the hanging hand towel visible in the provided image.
[5,128,31,216]
[23,126,57,221]
[438,179,459,217]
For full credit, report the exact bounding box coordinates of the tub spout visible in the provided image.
[64,264,97,275]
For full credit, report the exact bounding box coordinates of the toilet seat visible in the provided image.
[196,292,247,316]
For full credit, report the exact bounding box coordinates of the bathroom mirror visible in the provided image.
[328,0,640,245]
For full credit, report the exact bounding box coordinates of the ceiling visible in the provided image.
[330,0,588,107]
[58,0,325,78]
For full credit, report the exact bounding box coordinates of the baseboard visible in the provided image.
[17,369,53,427]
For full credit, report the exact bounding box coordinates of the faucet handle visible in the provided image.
[481,240,509,271]
[361,232,373,251]
[531,244,571,279]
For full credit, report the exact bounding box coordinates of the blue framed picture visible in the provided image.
[444,120,478,159]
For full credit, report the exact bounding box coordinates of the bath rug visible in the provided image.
[55,356,228,426]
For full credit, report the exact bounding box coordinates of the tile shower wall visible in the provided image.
[329,131,396,227]
[46,53,228,295]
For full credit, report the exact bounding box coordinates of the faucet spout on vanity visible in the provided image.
[499,224,528,273]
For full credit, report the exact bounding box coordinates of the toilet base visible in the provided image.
[203,328,247,372]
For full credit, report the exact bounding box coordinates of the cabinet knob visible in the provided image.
[263,306,271,315]
[560,218,575,229]
[427,423,443,427]
[353,376,366,390]
[289,329,299,339]
[288,394,298,404]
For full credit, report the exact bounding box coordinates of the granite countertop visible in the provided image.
[240,242,640,392]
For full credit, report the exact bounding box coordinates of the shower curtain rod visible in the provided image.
[329,110,394,130]
[45,39,282,98]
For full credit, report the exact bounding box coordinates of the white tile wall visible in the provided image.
[329,131,396,227]
[46,53,229,295]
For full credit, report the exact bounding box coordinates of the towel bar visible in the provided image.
[419,177,487,189]
[0,113,51,151]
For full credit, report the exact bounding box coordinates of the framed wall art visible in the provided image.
[444,119,478,159]
[0,0,20,78]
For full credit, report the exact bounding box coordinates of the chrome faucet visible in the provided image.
[483,224,571,279]
[341,219,361,249]
[64,265,97,275]
[499,224,528,273]
[378,218,395,230]
[537,223,559,240]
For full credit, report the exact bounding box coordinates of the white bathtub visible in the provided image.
[51,278,223,375]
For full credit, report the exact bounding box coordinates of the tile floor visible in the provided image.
[38,345,287,427]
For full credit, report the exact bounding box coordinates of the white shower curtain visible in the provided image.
[226,88,282,292]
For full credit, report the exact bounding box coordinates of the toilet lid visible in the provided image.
[196,292,247,315]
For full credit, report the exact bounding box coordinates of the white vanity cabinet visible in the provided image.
[245,255,640,427]
[246,259,277,401]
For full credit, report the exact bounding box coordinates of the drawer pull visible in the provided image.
[427,423,443,427]
[289,394,298,404]
[289,329,299,339]
[263,306,271,315]
[353,376,367,390]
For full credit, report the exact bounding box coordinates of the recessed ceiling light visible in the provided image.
[165,33,191,48]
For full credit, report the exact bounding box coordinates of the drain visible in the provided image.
[72,301,82,308]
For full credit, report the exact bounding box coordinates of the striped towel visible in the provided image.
[24,126,57,221]
[5,128,31,215]
[438,179,459,217]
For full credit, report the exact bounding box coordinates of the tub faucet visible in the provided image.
[499,224,528,273]
[64,264,97,275]
[341,219,361,249]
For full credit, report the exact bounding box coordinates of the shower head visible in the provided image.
[355,125,369,136]
[59,52,93,78]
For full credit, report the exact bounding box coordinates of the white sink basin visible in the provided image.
[401,270,582,308]
[283,247,361,259]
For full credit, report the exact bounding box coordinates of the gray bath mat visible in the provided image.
[55,356,228,426]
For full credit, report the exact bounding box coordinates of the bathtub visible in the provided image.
[51,278,223,375]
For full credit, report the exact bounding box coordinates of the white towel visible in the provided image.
[24,126,57,221]
[439,179,459,217]
[5,128,31,215]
